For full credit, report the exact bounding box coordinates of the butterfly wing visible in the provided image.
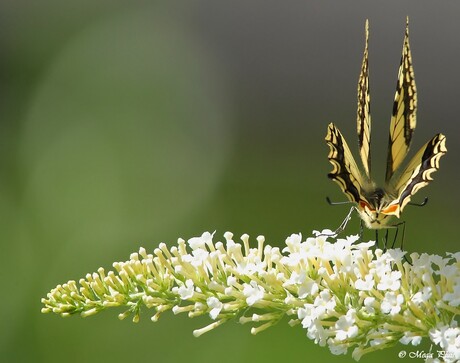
[385,18,417,182]
[325,123,368,205]
[357,19,372,178]
[388,133,447,216]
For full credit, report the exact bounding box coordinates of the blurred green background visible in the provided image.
[1,1,458,362]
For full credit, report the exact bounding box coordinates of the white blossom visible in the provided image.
[429,323,460,362]
[313,290,336,316]
[182,249,209,267]
[283,271,319,299]
[377,270,402,291]
[381,292,404,315]
[399,332,422,346]
[42,231,460,361]
[335,309,358,341]
[206,297,223,320]
[306,320,328,347]
[355,274,374,291]
[363,296,376,314]
[412,286,432,305]
[177,279,194,300]
[444,284,460,307]
[243,281,265,306]
[187,232,211,250]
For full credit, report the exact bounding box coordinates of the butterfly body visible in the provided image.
[325,19,447,232]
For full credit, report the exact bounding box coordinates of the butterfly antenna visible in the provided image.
[408,197,428,207]
[326,197,355,206]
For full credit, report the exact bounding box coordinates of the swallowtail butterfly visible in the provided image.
[325,19,447,232]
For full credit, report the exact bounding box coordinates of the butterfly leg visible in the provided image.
[401,221,406,250]
[376,229,390,251]
[384,229,390,251]
[334,206,356,236]
[391,224,399,249]
[399,222,411,264]
[391,221,406,249]
[320,206,356,237]
[359,220,364,241]
[391,221,411,264]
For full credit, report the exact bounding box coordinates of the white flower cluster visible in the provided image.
[42,231,460,361]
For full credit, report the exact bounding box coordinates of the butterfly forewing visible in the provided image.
[357,20,372,178]
[386,19,417,182]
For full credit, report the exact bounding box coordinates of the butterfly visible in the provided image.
[325,18,447,234]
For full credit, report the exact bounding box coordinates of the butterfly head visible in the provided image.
[357,188,401,229]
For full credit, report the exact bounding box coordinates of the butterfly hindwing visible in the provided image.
[393,133,447,213]
[325,123,367,205]
[357,19,372,178]
[386,18,417,182]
